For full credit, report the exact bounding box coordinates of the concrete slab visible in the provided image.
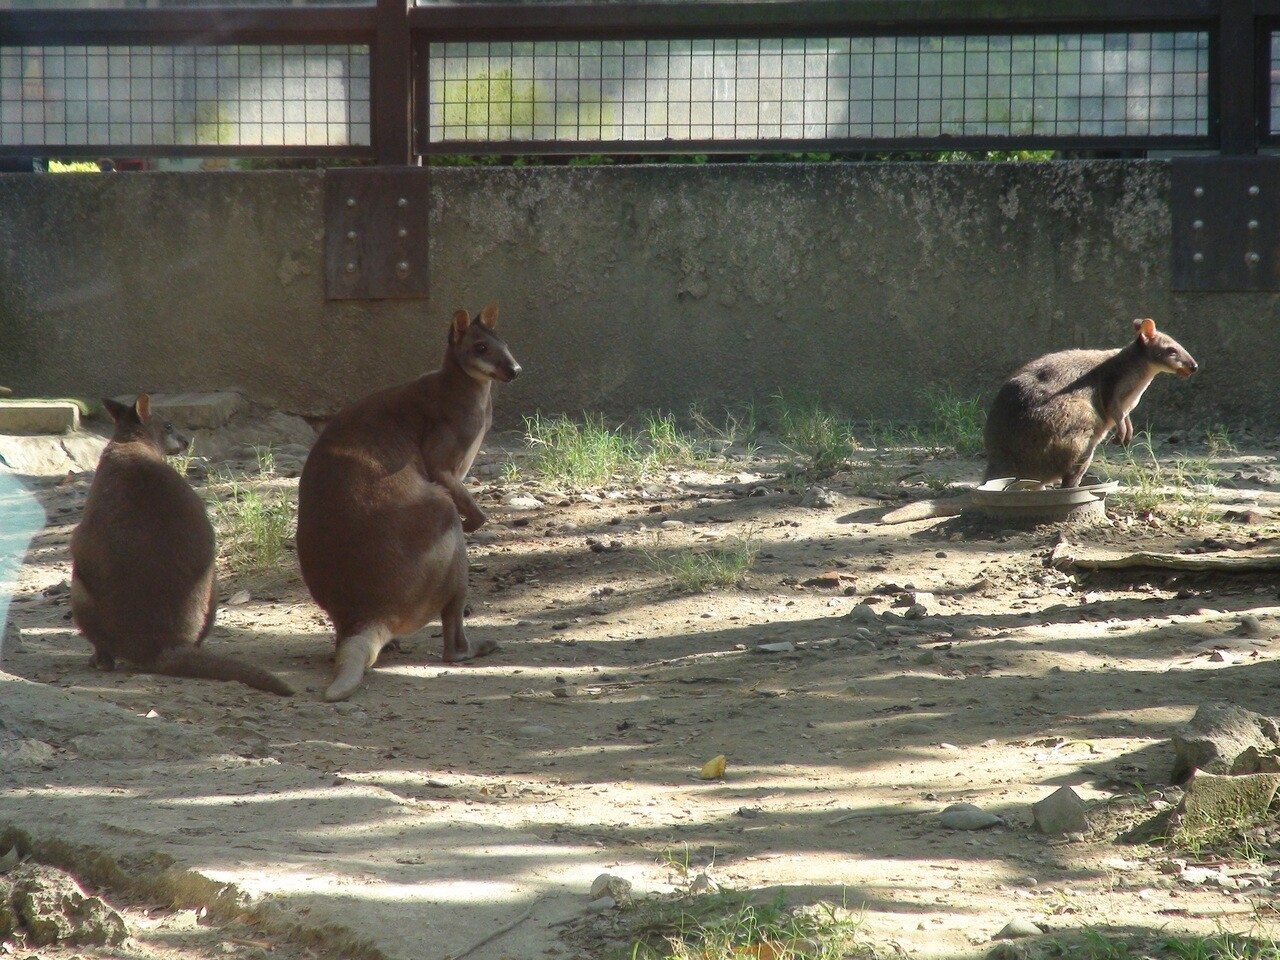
[112,391,244,430]
[0,400,81,435]
[0,432,107,476]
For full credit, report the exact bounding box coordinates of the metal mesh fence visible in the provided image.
[426,32,1210,146]
[0,44,370,148]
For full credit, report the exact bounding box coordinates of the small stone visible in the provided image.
[993,919,1043,940]
[226,590,252,606]
[754,642,795,654]
[845,605,878,624]
[590,873,633,902]
[903,604,928,620]
[503,494,544,510]
[898,721,933,735]
[1031,786,1090,835]
[1240,615,1265,637]
[938,803,1003,830]
[585,896,615,912]
[688,873,719,895]
[660,519,685,529]
[800,486,837,508]
[517,725,554,738]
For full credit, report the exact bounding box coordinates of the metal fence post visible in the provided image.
[1217,0,1259,155]
[374,0,414,166]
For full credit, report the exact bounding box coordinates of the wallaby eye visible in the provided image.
[475,343,488,355]
[163,422,174,430]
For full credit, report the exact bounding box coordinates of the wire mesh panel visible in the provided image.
[1271,30,1280,140]
[425,32,1209,149]
[0,44,370,150]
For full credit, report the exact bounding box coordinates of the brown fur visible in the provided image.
[984,318,1198,488]
[70,395,293,695]
[296,303,522,702]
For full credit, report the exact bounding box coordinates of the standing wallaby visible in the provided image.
[984,317,1198,488]
[70,396,293,695]
[296,303,522,702]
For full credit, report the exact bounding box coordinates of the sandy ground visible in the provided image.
[3,422,1280,960]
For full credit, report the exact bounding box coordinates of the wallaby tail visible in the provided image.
[151,647,295,696]
[325,624,392,703]
[880,498,967,525]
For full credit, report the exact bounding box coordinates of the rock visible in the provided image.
[1240,615,1266,637]
[0,735,57,768]
[1031,786,1090,835]
[11,865,127,946]
[517,724,554,738]
[898,721,933,735]
[136,391,242,430]
[993,919,1043,940]
[503,494,545,511]
[753,642,795,654]
[660,519,685,529]
[845,604,878,624]
[0,879,13,939]
[589,874,633,905]
[1171,702,1280,783]
[1173,770,1280,836]
[903,604,928,620]
[585,896,615,912]
[937,803,1003,830]
[688,872,719,895]
[800,486,836,508]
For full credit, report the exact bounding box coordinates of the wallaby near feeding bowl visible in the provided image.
[983,318,1197,488]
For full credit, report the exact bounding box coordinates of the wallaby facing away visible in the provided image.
[984,317,1198,488]
[296,303,522,702]
[70,396,293,695]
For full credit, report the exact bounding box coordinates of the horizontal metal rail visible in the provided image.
[0,0,1271,163]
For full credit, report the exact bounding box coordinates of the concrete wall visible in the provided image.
[1,162,1276,430]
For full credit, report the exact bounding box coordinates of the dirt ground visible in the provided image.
[4,420,1280,960]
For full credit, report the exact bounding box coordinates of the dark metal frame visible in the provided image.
[0,0,1275,164]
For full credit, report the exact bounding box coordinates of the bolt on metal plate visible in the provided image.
[325,168,430,299]
[1172,157,1280,292]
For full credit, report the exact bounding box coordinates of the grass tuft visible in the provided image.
[523,412,644,486]
[1094,431,1218,523]
[208,446,294,572]
[769,393,855,478]
[626,889,869,960]
[645,533,758,592]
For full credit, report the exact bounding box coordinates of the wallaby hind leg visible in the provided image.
[325,624,393,702]
[71,577,117,670]
[441,596,497,662]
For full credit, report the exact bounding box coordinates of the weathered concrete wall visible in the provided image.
[0,163,1274,429]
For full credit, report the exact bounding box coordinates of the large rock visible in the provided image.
[0,399,81,434]
[1031,786,1090,835]
[10,864,127,946]
[1170,702,1280,784]
[1173,770,1280,837]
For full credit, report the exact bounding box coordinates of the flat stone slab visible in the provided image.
[111,391,243,430]
[0,400,81,435]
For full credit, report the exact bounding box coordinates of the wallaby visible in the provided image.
[70,395,294,696]
[984,317,1198,488]
[296,302,522,702]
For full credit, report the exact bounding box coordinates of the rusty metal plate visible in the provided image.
[1172,157,1280,292]
[324,168,430,299]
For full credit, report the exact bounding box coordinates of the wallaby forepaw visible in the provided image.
[89,651,115,672]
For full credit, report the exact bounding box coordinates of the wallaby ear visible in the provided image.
[102,397,128,422]
[479,301,499,329]
[134,393,152,423]
[451,309,470,343]
[1136,318,1157,341]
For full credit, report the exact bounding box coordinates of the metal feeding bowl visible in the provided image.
[969,477,1119,525]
